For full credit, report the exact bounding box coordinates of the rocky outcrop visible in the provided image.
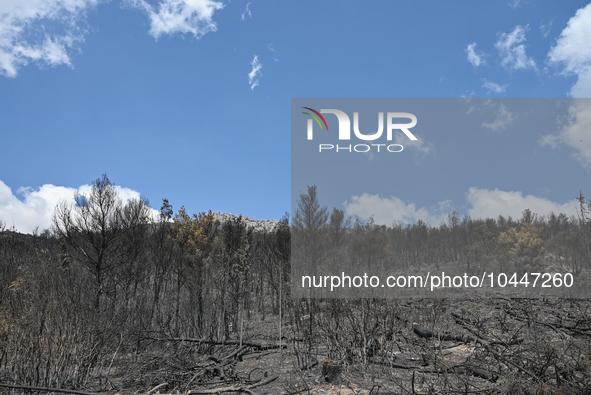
[211,212,284,234]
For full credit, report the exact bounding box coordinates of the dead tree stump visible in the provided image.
[322,359,341,383]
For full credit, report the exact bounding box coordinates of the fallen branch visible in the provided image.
[0,383,96,395]
[147,336,285,350]
[187,375,279,395]
[369,358,498,382]
[223,345,249,361]
[369,357,422,369]
[189,387,255,395]
[451,313,523,346]
[413,323,491,347]
[248,375,279,389]
[414,323,540,385]
[146,383,168,395]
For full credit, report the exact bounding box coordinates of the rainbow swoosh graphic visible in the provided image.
[302,107,328,131]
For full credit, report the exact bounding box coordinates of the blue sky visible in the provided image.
[1,0,591,233]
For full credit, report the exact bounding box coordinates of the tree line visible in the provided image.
[0,176,589,390]
[293,185,591,283]
[0,175,290,388]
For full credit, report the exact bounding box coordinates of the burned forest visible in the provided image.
[1,176,591,394]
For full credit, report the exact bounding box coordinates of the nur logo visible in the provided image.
[303,107,418,153]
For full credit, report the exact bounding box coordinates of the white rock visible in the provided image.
[211,212,284,234]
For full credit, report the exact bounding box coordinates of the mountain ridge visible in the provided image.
[211,212,284,233]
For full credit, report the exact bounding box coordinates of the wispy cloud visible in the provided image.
[0,180,158,234]
[460,90,476,99]
[465,42,485,67]
[495,25,536,71]
[482,78,508,94]
[547,2,591,97]
[482,102,516,132]
[0,0,100,77]
[539,19,553,38]
[393,132,432,154]
[125,0,224,40]
[268,43,278,61]
[241,2,251,21]
[540,101,591,170]
[248,55,262,90]
[507,0,525,9]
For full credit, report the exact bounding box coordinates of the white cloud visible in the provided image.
[241,2,251,21]
[482,102,516,131]
[393,132,432,154]
[125,0,224,40]
[540,101,591,170]
[467,187,579,220]
[343,189,581,228]
[343,194,451,227]
[460,90,476,99]
[495,25,536,71]
[248,54,262,90]
[539,19,553,38]
[465,42,485,67]
[482,78,508,94]
[0,0,99,77]
[548,2,591,97]
[539,133,560,149]
[0,179,159,234]
[507,0,525,9]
